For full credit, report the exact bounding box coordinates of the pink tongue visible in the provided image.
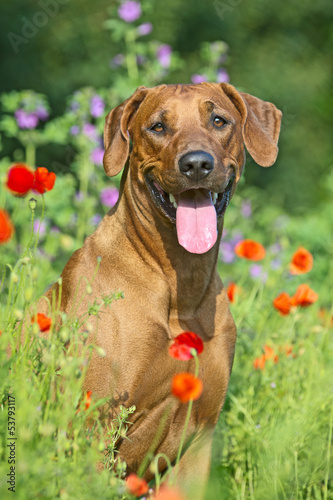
[176,190,217,254]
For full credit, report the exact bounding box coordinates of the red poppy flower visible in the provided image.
[226,282,238,303]
[153,486,186,500]
[126,473,149,497]
[235,239,266,261]
[84,391,93,411]
[253,354,266,370]
[291,284,318,307]
[273,292,293,315]
[263,345,279,364]
[6,164,34,195]
[280,344,294,356]
[0,209,14,244]
[31,313,52,332]
[33,167,56,194]
[169,331,204,361]
[289,247,313,275]
[171,373,203,403]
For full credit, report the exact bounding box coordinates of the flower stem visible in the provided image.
[125,29,139,81]
[26,142,36,167]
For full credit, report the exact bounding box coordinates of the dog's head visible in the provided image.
[103,83,282,254]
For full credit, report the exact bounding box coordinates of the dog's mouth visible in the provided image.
[146,176,234,254]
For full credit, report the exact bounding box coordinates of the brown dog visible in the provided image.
[38,83,282,497]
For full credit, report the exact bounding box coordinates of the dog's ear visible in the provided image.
[220,83,282,167]
[103,86,149,176]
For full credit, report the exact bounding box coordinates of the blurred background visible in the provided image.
[0,0,332,213]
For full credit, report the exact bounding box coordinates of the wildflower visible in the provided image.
[220,241,235,263]
[137,22,153,36]
[84,391,93,411]
[31,313,52,332]
[273,292,293,315]
[169,332,204,361]
[15,109,39,129]
[35,106,49,120]
[241,200,252,218]
[125,473,149,497]
[91,148,104,166]
[249,264,268,282]
[253,354,266,370]
[217,68,229,83]
[118,1,142,23]
[100,187,119,207]
[171,373,203,403]
[90,214,102,226]
[90,95,105,118]
[33,218,47,236]
[156,44,172,68]
[33,167,56,194]
[82,123,98,141]
[235,239,266,261]
[291,284,318,307]
[153,486,186,500]
[280,344,294,356]
[70,125,80,135]
[191,74,207,84]
[289,247,313,275]
[6,164,34,195]
[0,209,14,244]
[110,54,125,68]
[263,345,278,364]
[226,282,238,303]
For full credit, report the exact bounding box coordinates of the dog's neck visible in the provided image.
[112,168,224,326]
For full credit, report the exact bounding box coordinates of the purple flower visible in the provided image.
[219,241,235,264]
[241,200,252,218]
[270,382,276,389]
[270,258,282,270]
[156,44,172,68]
[118,1,141,22]
[230,231,243,247]
[136,54,146,65]
[70,100,80,111]
[90,95,105,118]
[91,147,105,165]
[75,191,84,202]
[110,54,125,68]
[100,187,119,207]
[35,106,49,120]
[250,264,268,283]
[15,109,39,129]
[70,125,80,136]
[217,68,229,83]
[34,218,47,237]
[269,243,282,255]
[191,74,207,84]
[137,22,152,36]
[90,214,102,226]
[82,123,98,141]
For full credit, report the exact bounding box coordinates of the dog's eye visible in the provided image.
[213,116,227,128]
[150,122,165,133]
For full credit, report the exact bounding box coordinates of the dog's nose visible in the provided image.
[178,151,214,181]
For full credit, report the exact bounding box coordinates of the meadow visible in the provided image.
[1,2,333,499]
